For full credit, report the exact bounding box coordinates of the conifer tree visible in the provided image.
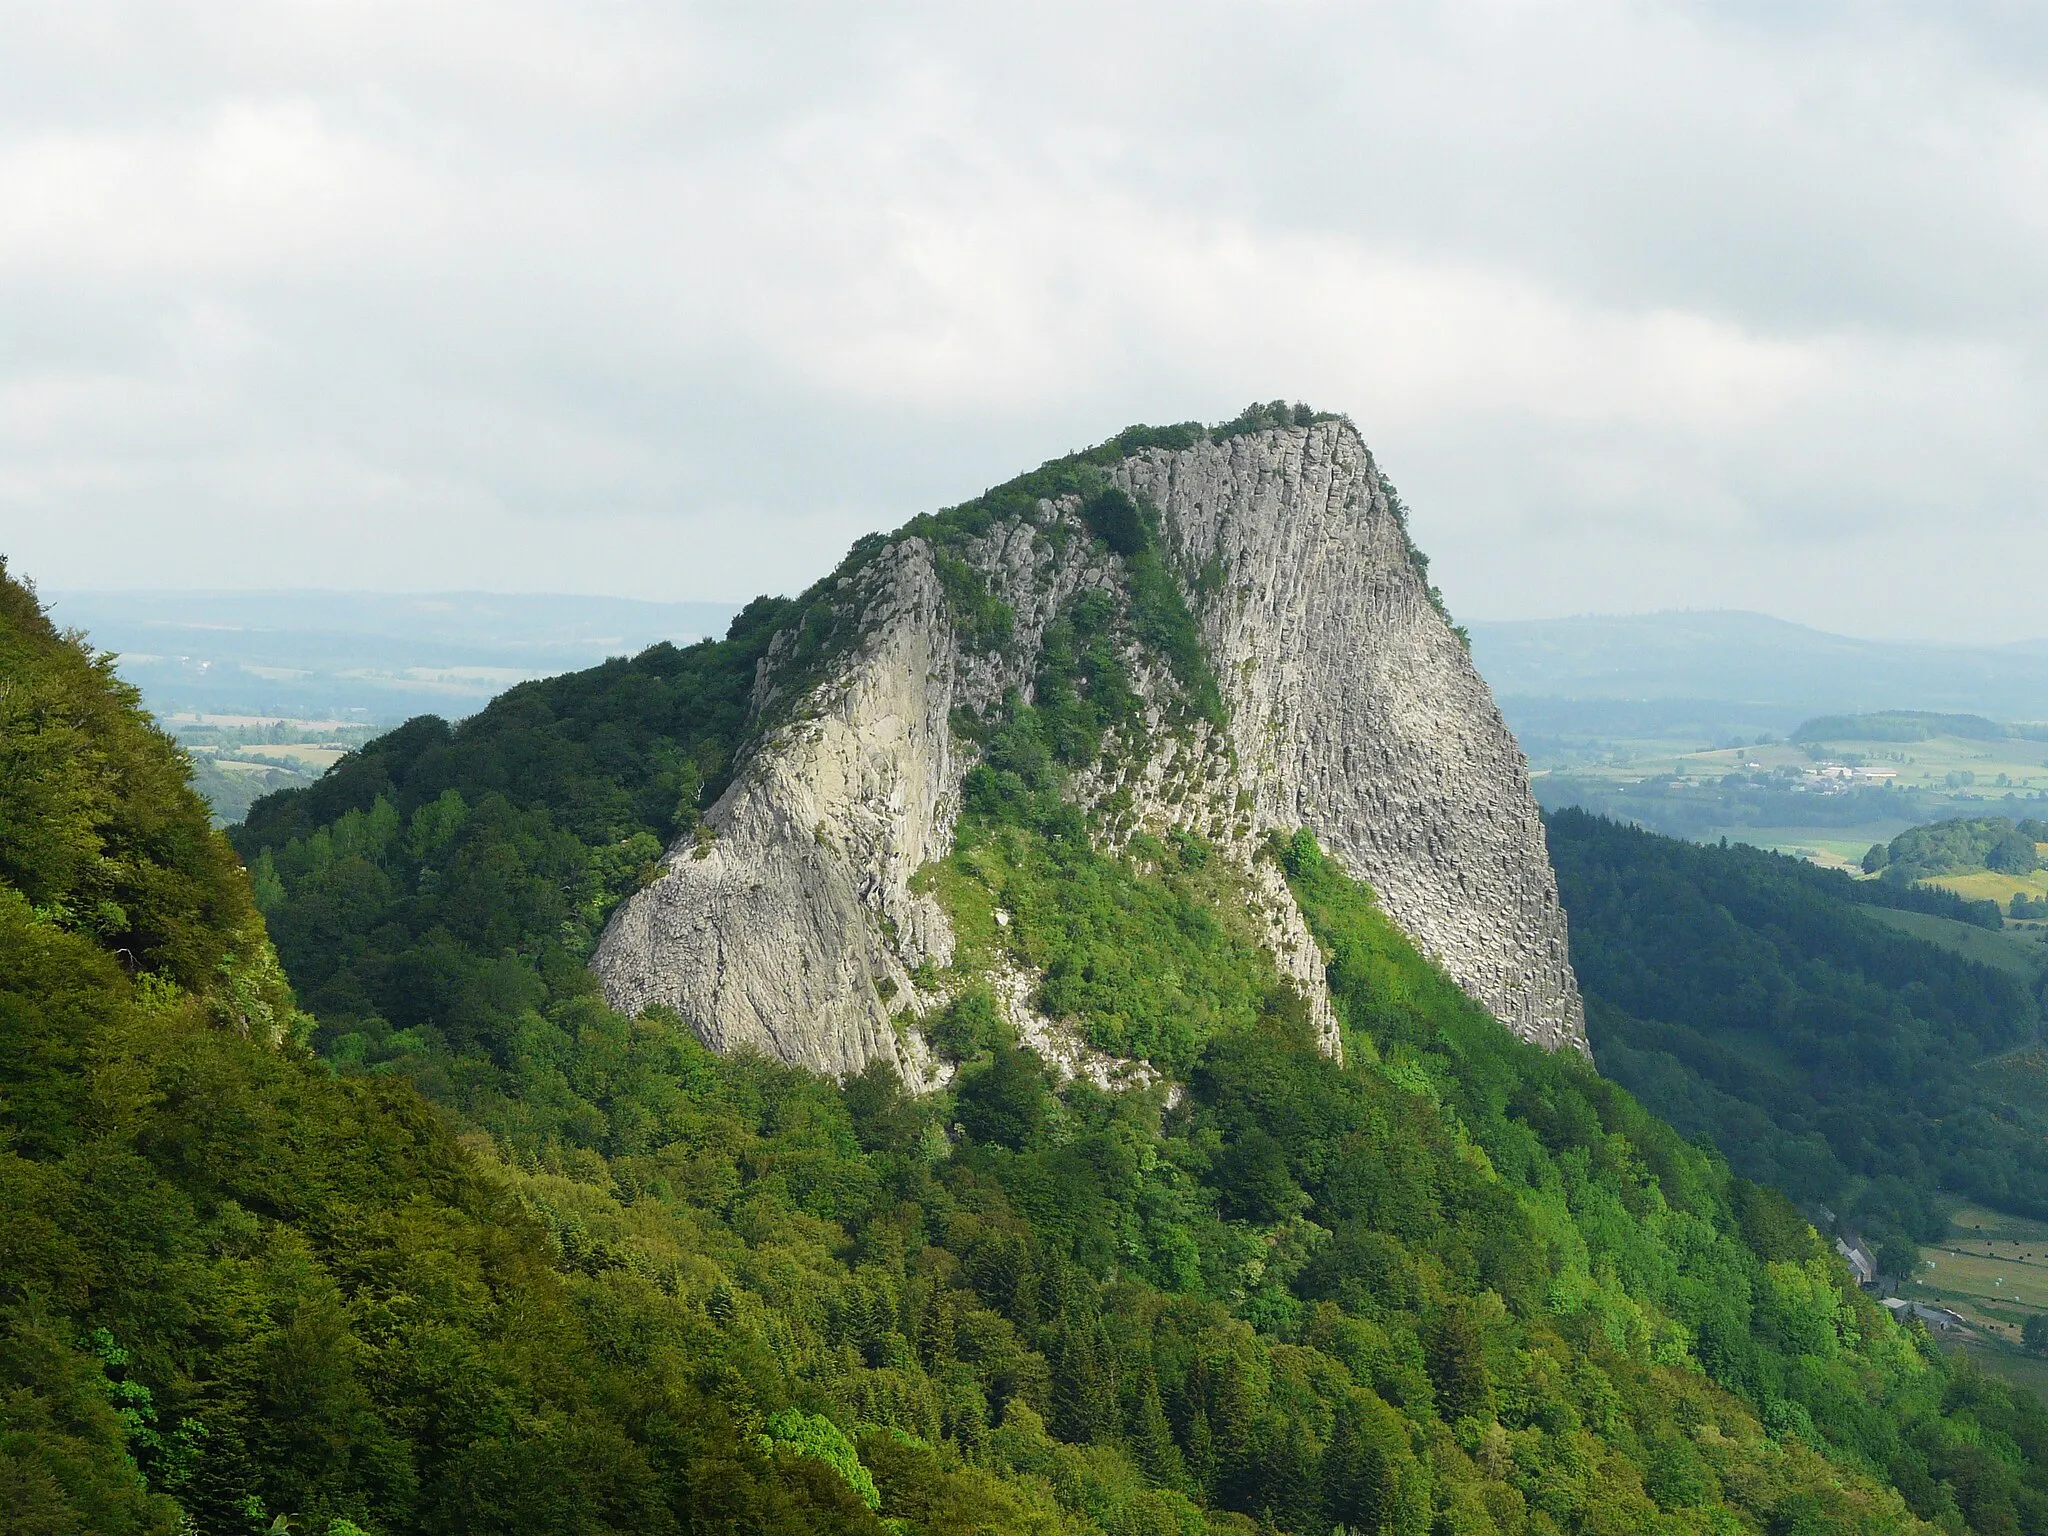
[1125,1364,1186,1491]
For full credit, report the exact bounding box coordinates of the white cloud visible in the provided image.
[3,0,2047,638]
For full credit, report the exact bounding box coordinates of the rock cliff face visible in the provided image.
[592,540,957,1078]
[1113,429,1584,1050]
[592,418,1585,1078]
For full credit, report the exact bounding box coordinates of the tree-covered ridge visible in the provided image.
[227,596,794,1042]
[1275,831,2048,1528]
[0,559,279,1011]
[1793,712,2031,745]
[0,566,918,1536]
[1550,809,2048,1272]
[239,591,795,852]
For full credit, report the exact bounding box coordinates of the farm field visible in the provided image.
[211,742,353,770]
[1904,1205,2048,1345]
[1528,752,2045,856]
[1741,831,1896,870]
[1545,731,2048,795]
[1924,861,2048,907]
[164,711,375,733]
[1901,1206,2048,1403]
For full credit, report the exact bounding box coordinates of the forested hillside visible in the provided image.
[1867,816,2048,883]
[21,538,2048,1535]
[218,537,2048,1531]
[0,564,893,1534]
[1551,809,2048,1274]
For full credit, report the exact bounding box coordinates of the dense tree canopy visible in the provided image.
[0,560,262,996]
[224,616,2048,1531]
[1880,816,2048,883]
[0,567,882,1535]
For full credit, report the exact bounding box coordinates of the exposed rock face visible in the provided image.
[592,541,959,1079]
[592,419,1586,1076]
[1115,429,1585,1050]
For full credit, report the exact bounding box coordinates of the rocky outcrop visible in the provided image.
[590,526,1129,1081]
[592,418,1586,1077]
[591,540,958,1079]
[1115,430,1585,1050]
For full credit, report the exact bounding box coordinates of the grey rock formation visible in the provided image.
[1115,427,1585,1050]
[592,540,959,1079]
[592,419,1586,1076]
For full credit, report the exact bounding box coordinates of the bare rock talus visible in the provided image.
[593,419,1586,1074]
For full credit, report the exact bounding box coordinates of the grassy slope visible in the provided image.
[1927,868,2048,906]
[1860,906,2048,980]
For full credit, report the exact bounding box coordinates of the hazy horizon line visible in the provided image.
[37,585,2048,652]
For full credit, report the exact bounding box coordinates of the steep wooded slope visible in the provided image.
[1551,809,2048,1265]
[200,409,2048,1534]
[0,564,889,1536]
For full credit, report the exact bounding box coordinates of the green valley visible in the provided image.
[1552,811,2048,1263]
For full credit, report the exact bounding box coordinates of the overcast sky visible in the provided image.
[5,2,2047,640]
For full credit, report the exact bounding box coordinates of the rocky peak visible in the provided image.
[591,415,1586,1082]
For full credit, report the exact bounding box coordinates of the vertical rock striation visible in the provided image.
[592,417,1586,1077]
[1115,427,1585,1050]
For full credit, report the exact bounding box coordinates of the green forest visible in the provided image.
[17,474,2048,1536]
[1865,818,2048,883]
[1790,715,2048,748]
[1551,810,2048,1276]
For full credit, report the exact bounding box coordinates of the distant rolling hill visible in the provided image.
[1467,612,2048,849]
[45,588,744,724]
[1469,610,2048,723]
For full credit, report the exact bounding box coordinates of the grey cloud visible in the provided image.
[3,1,2046,639]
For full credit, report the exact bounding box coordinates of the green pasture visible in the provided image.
[1862,906,2048,977]
[1905,1206,2048,1347]
[1926,865,2048,906]
[1741,831,1895,871]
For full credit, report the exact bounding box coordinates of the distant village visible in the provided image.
[1799,761,1899,790]
[1657,759,1900,795]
